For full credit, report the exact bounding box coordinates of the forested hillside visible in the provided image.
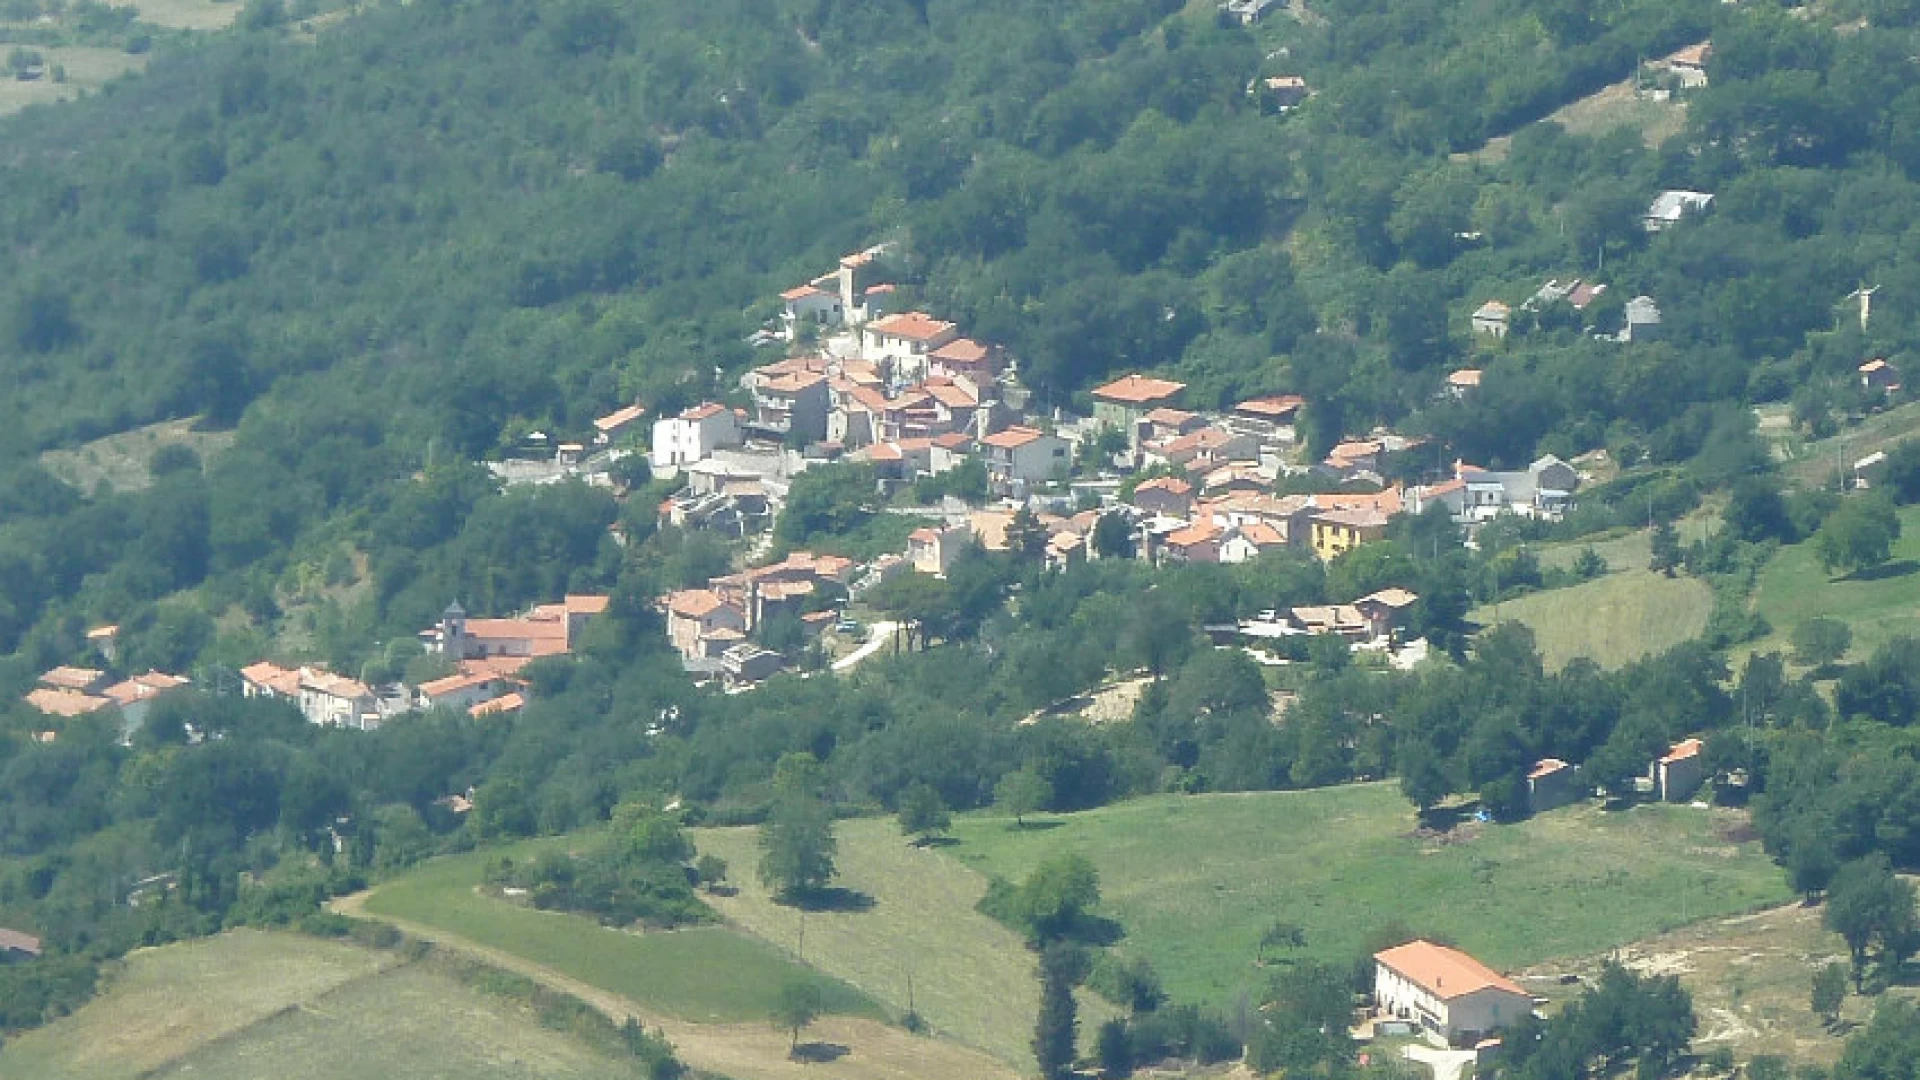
[12,0,1920,1055]
[2,0,1920,659]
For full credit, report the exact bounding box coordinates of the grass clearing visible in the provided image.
[0,929,396,1079]
[1786,399,1920,487]
[0,929,652,1080]
[1470,566,1712,669]
[1536,527,1654,574]
[1546,79,1688,143]
[142,964,649,1080]
[695,818,1088,1068]
[39,417,235,494]
[943,784,1790,1012]
[1746,502,1920,663]
[130,0,241,30]
[1467,68,1689,162]
[362,840,879,1024]
[0,45,145,116]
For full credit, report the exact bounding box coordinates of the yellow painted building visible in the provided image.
[1309,508,1390,562]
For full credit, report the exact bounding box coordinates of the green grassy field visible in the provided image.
[131,0,243,29]
[942,784,1791,1011]
[362,841,879,1024]
[1743,502,1920,664]
[695,818,1091,1068]
[0,930,647,1080]
[38,417,236,494]
[0,45,146,116]
[1785,399,1920,487]
[1470,566,1712,669]
[1536,527,1653,573]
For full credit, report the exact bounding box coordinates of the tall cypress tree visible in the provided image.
[1033,946,1079,1080]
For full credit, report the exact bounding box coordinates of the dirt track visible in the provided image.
[328,891,1023,1080]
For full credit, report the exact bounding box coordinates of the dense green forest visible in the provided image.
[11,0,1920,1052]
[7,0,1920,658]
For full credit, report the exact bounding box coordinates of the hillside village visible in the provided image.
[23,196,1909,757]
[24,229,1757,722]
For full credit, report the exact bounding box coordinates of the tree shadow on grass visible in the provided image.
[781,887,876,913]
[1414,804,1476,833]
[1007,819,1065,832]
[911,836,960,849]
[1056,913,1125,947]
[790,1042,849,1063]
[1843,559,1919,582]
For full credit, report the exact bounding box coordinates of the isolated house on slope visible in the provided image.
[1526,758,1582,814]
[1651,737,1706,802]
[1374,940,1532,1045]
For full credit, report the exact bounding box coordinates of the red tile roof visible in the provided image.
[101,671,189,707]
[666,590,730,618]
[471,692,525,718]
[1165,523,1222,547]
[1135,477,1194,497]
[1358,587,1419,608]
[240,661,304,696]
[930,338,989,362]
[0,929,42,956]
[1093,373,1187,405]
[1233,394,1306,419]
[419,670,495,698]
[1317,487,1404,515]
[25,687,109,717]
[594,404,647,431]
[39,666,104,691]
[1667,41,1711,67]
[1236,522,1286,547]
[299,668,371,700]
[766,372,828,396]
[924,382,979,408]
[869,311,955,342]
[1528,758,1570,781]
[1375,940,1527,1000]
[1313,507,1393,529]
[982,426,1049,449]
[1659,737,1704,764]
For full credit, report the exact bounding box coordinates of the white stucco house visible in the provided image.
[979,425,1070,489]
[1644,190,1714,232]
[860,311,958,379]
[652,402,744,468]
[1374,940,1533,1045]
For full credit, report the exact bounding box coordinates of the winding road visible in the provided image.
[831,621,900,673]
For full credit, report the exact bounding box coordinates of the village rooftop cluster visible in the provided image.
[23,241,1650,720]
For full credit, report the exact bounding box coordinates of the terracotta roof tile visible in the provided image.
[594,404,647,431]
[982,426,1048,449]
[25,687,109,717]
[869,311,955,342]
[1375,940,1527,1000]
[1093,373,1187,404]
